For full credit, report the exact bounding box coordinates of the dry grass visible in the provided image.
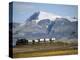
[13,49,78,58]
[12,41,78,58]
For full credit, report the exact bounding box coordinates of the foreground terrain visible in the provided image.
[12,42,78,58]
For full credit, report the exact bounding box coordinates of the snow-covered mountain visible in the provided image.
[12,11,78,40]
[11,11,78,46]
[27,11,62,24]
[27,11,77,23]
[48,18,77,39]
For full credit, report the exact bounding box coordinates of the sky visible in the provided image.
[12,2,78,23]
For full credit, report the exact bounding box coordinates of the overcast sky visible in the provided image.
[12,2,78,23]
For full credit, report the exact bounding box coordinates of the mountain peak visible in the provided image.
[27,11,77,24]
[38,11,62,19]
[34,11,62,23]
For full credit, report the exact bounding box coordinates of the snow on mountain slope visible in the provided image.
[27,11,77,24]
[64,16,77,22]
[48,18,78,39]
[13,11,77,39]
[12,11,78,46]
[36,11,62,23]
[27,11,62,24]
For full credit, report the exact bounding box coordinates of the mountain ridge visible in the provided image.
[12,11,78,40]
